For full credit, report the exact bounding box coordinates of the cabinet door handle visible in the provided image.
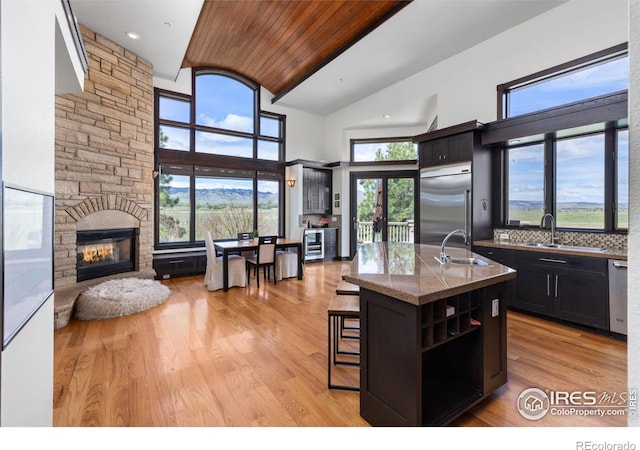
[169,260,184,264]
[539,258,567,264]
[547,274,550,297]
[555,275,559,298]
[613,262,628,269]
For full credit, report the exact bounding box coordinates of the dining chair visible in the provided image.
[204,230,247,291]
[236,232,256,257]
[276,226,304,281]
[245,235,277,287]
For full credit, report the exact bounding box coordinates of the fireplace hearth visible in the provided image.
[77,228,136,282]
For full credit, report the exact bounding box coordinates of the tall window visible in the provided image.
[506,143,544,225]
[555,134,605,229]
[499,44,628,119]
[257,177,280,236]
[158,173,190,243]
[155,70,285,248]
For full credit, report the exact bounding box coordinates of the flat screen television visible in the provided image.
[2,184,54,348]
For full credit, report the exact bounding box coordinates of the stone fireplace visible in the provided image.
[54,25,154,289]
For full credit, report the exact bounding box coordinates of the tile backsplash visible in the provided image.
[492,228,627,250]
[300,214,341,228]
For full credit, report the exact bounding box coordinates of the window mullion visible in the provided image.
[604,126,616,231]
[545,136,555,219]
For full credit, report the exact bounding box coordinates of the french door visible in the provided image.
[349,171,418,256]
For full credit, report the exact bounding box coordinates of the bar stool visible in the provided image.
[335,280,360,338]
[327,294,360,391]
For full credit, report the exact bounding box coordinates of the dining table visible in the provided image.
[213,237,304,291]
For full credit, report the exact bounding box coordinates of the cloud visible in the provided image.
[198,113,253,133]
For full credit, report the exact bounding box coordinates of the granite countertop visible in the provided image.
[473,239,627,260]
[342,241,516,306]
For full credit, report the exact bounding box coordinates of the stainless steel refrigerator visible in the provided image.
[420,162,472,248]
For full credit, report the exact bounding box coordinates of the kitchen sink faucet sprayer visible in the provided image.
[540,213,556,244]
[438,229,469,264]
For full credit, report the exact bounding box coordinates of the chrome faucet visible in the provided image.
[438,229,469,264]
[540,213,556,244]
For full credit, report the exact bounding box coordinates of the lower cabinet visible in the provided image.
[359,281,508,426]
[153,251,207,279]
[474,246,609,331]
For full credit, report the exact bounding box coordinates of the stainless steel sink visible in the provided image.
[435,256,489,265]
[517,242,609,253]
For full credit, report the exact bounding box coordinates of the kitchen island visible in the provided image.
[342,241,517,426]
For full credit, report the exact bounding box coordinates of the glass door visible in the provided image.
[350,171,417,256]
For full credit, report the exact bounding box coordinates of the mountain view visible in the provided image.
[168,187,279,206]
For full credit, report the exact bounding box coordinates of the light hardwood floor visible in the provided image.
[53,260,627,427]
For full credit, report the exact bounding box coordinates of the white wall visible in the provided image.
[628,0,639,428]
[324,0,628,155]
[1,0,84,426]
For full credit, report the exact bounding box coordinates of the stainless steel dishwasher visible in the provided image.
[608,259,627,335]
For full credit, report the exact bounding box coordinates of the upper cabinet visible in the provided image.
[419,131,473,166]
[414,120,483,169]
[303,167,332,214]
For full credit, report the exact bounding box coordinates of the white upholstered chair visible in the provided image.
[204,230,247,291]
[276,226,304,281]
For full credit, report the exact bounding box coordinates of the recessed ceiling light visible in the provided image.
[125,31,140,40]
[383,114,391,119]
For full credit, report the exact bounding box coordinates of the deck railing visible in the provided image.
[356,221,414,243]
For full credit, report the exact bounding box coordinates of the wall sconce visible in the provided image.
[287,179,296,187]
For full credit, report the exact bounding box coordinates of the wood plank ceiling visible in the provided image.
[182,0,410,100]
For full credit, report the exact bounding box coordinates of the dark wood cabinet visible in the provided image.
[323,228,337,260]
[514,262,555,315]
[303,167,332,214]
[360,281,509,426]
[153,251,206,279]
[473,246,609,330]
[419,131,473,166]
[554,266,608,329]
[510,249,608,330]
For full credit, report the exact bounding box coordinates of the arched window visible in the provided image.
[155,70,285,247]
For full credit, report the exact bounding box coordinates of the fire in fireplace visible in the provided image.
[77,228,136,282]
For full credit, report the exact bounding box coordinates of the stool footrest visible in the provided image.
[328,295,360,391]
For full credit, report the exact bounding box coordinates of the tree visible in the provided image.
[158,129,186,241]
[357,142,416,224]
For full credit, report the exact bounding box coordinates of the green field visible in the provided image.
[509,207,628,229]
[160,206,279,243]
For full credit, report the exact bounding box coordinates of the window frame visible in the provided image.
[350,137,418,166]
[502,123,627,233]
[154,69,287,250]
[497,43,628,120]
